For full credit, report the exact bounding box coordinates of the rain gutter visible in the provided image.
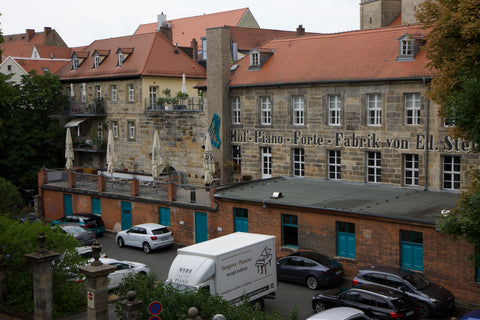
[423,77,431,191]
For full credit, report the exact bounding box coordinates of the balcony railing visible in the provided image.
[145,97,204,112]
[73,136,106,152]
[65,99,106,116]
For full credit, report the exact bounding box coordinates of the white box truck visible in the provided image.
[167,232,276,305]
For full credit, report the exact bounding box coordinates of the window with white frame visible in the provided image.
[128,84,134,102]
[232,146,241,173]
[328,94,342,126]
[149,86,157,107]
[111,85,117,102]
[405,93,421,125]
[97,122,104,141]
[367,93,382,126]
[118,52,124,66]
[328,150,341,180]
[292,96,305,125]
[72,57,79,70]
[251,52,260,67]
[261,96,272,125]
[404,154,419,186]
[262,147,272,179]
[444,115,456,127]
[232,97,241,124]
[95,85,101,99]
[128,121,135,139]
[401,39,413,56]
[443,156,460,190]
[293,148,305,177]
[112,121,118,138]
[367,151,381,183]
[94,54,100,68]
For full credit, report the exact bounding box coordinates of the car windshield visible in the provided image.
[64,226,87,234]
[152,227,170,235]
[403,273,430,290]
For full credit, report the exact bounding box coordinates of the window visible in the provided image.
[404,154,419,186]
[81,83,86,102]
[112,121,118,138]
[149,86,157,108]
[328,150,341,180]
[232,146,241,173]
[159,207,171,226]
[328,94,341,126]
[260,96,272,125]
[94,54,100,68]
[97,122,104,141]
[293,148,305,177]
[367,93,382,126]
[400,230,423,271]
[232,97,241,124]
[118,52,124,66]
[201,37,207,60]
[95,85,101,99]
[72,57,79,70]
[111,85,117,102]
[292,96,305,125]
[405,93,421,125]
[401,39,413,56]
[282,214,298,248]
[128,121,135,139]
[443,156,460,190]
[128,84,134,102]
[337,221,355,259]
[444,116,455,127]
[7,65,12,71]
[251,52,260,67]
[262,147,272,179]
[367,152,381,183]
[234,208,248,232]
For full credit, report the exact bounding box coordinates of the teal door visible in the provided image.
[159,207,171,226]
[195,212,208,243]
[92,197,101,215]
[121,201,132,230]
[401,242,423,271]
[234,208,248,232]
[63,194,73,216]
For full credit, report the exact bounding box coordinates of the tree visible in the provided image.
[0,71,67,188]
[417,0,480,147]
[0,176,24,214]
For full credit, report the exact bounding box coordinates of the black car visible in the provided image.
[52,213,105,237]
[352,265,455,318]
[277,251,344,290]
[312,284,419,320]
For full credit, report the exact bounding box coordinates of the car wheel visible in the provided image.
[143,242,152,254]
[306,276,319,290]
[117,237,125,248]
[417,302,431,318]
[314,301,327,313]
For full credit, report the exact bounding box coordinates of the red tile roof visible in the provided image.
[135,8,256,49]
[13,58,70,75]
[389,14,402,27]
[0,28,67,59]
[34,44,72,59]
[228,25,431,87]
[57,32,206,81]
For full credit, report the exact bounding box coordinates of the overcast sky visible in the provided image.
[1,0,360,48]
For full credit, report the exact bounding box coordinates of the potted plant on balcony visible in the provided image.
[174,91,188,110]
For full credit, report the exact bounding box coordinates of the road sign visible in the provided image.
[148,316,161,320]
[148,301,162,315]
[87,291,94,308]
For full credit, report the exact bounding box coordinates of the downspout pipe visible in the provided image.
[423,77,431,191]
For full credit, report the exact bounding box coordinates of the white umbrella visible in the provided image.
[106,129,117,175]
[70,83,74,97]
[65,128,74,170]
[203,132,215,185]
[152,130,163,179]
[181,74,187,94]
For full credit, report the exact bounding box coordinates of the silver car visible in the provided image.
[306,307,372,320]
[116,223,174,253]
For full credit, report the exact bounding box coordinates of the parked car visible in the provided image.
[56,224,96,246]
[277,251,344,290]
[116,223,174,254]
[352,265,455,318]
[15,213,42,224]
[461,309,480,320]
[312,284,419,320]
[52,213,105,237]
[94,258,150,289]
[306,307,373,320]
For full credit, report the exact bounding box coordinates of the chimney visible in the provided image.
[157,12,167,30]
[191,38,198,61]
[156,12,172,42]
[44,27,52,35]
[26,29,35,42]
[296,25,305,36]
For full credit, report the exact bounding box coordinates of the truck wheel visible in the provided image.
[117,237,125,248]
[306,276,319,290]
[314,301,327,313]
[143,242,152,254]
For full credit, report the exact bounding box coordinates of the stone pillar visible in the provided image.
[68,172,76,189]
[98,175,106,192]
[78,242,115,320]
[167,182,176,202]
[131,179,139,197]
[121,291,142,320]
[24,232,61,320]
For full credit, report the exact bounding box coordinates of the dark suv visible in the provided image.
[353,266,454,318]
[52,213,105,237]
[312,284,419,319]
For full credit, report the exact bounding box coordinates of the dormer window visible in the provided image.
[397,33,425,62]
[115,48,133,67]
[71,51,88,70]
[92,49,110,69]
[72,57,79,70]
[118,52,124,66]
[251,52,260,67]
[94,54,101,68]
[248,48,273,71]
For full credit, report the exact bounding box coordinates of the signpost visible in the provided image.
[148,301,162,320]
